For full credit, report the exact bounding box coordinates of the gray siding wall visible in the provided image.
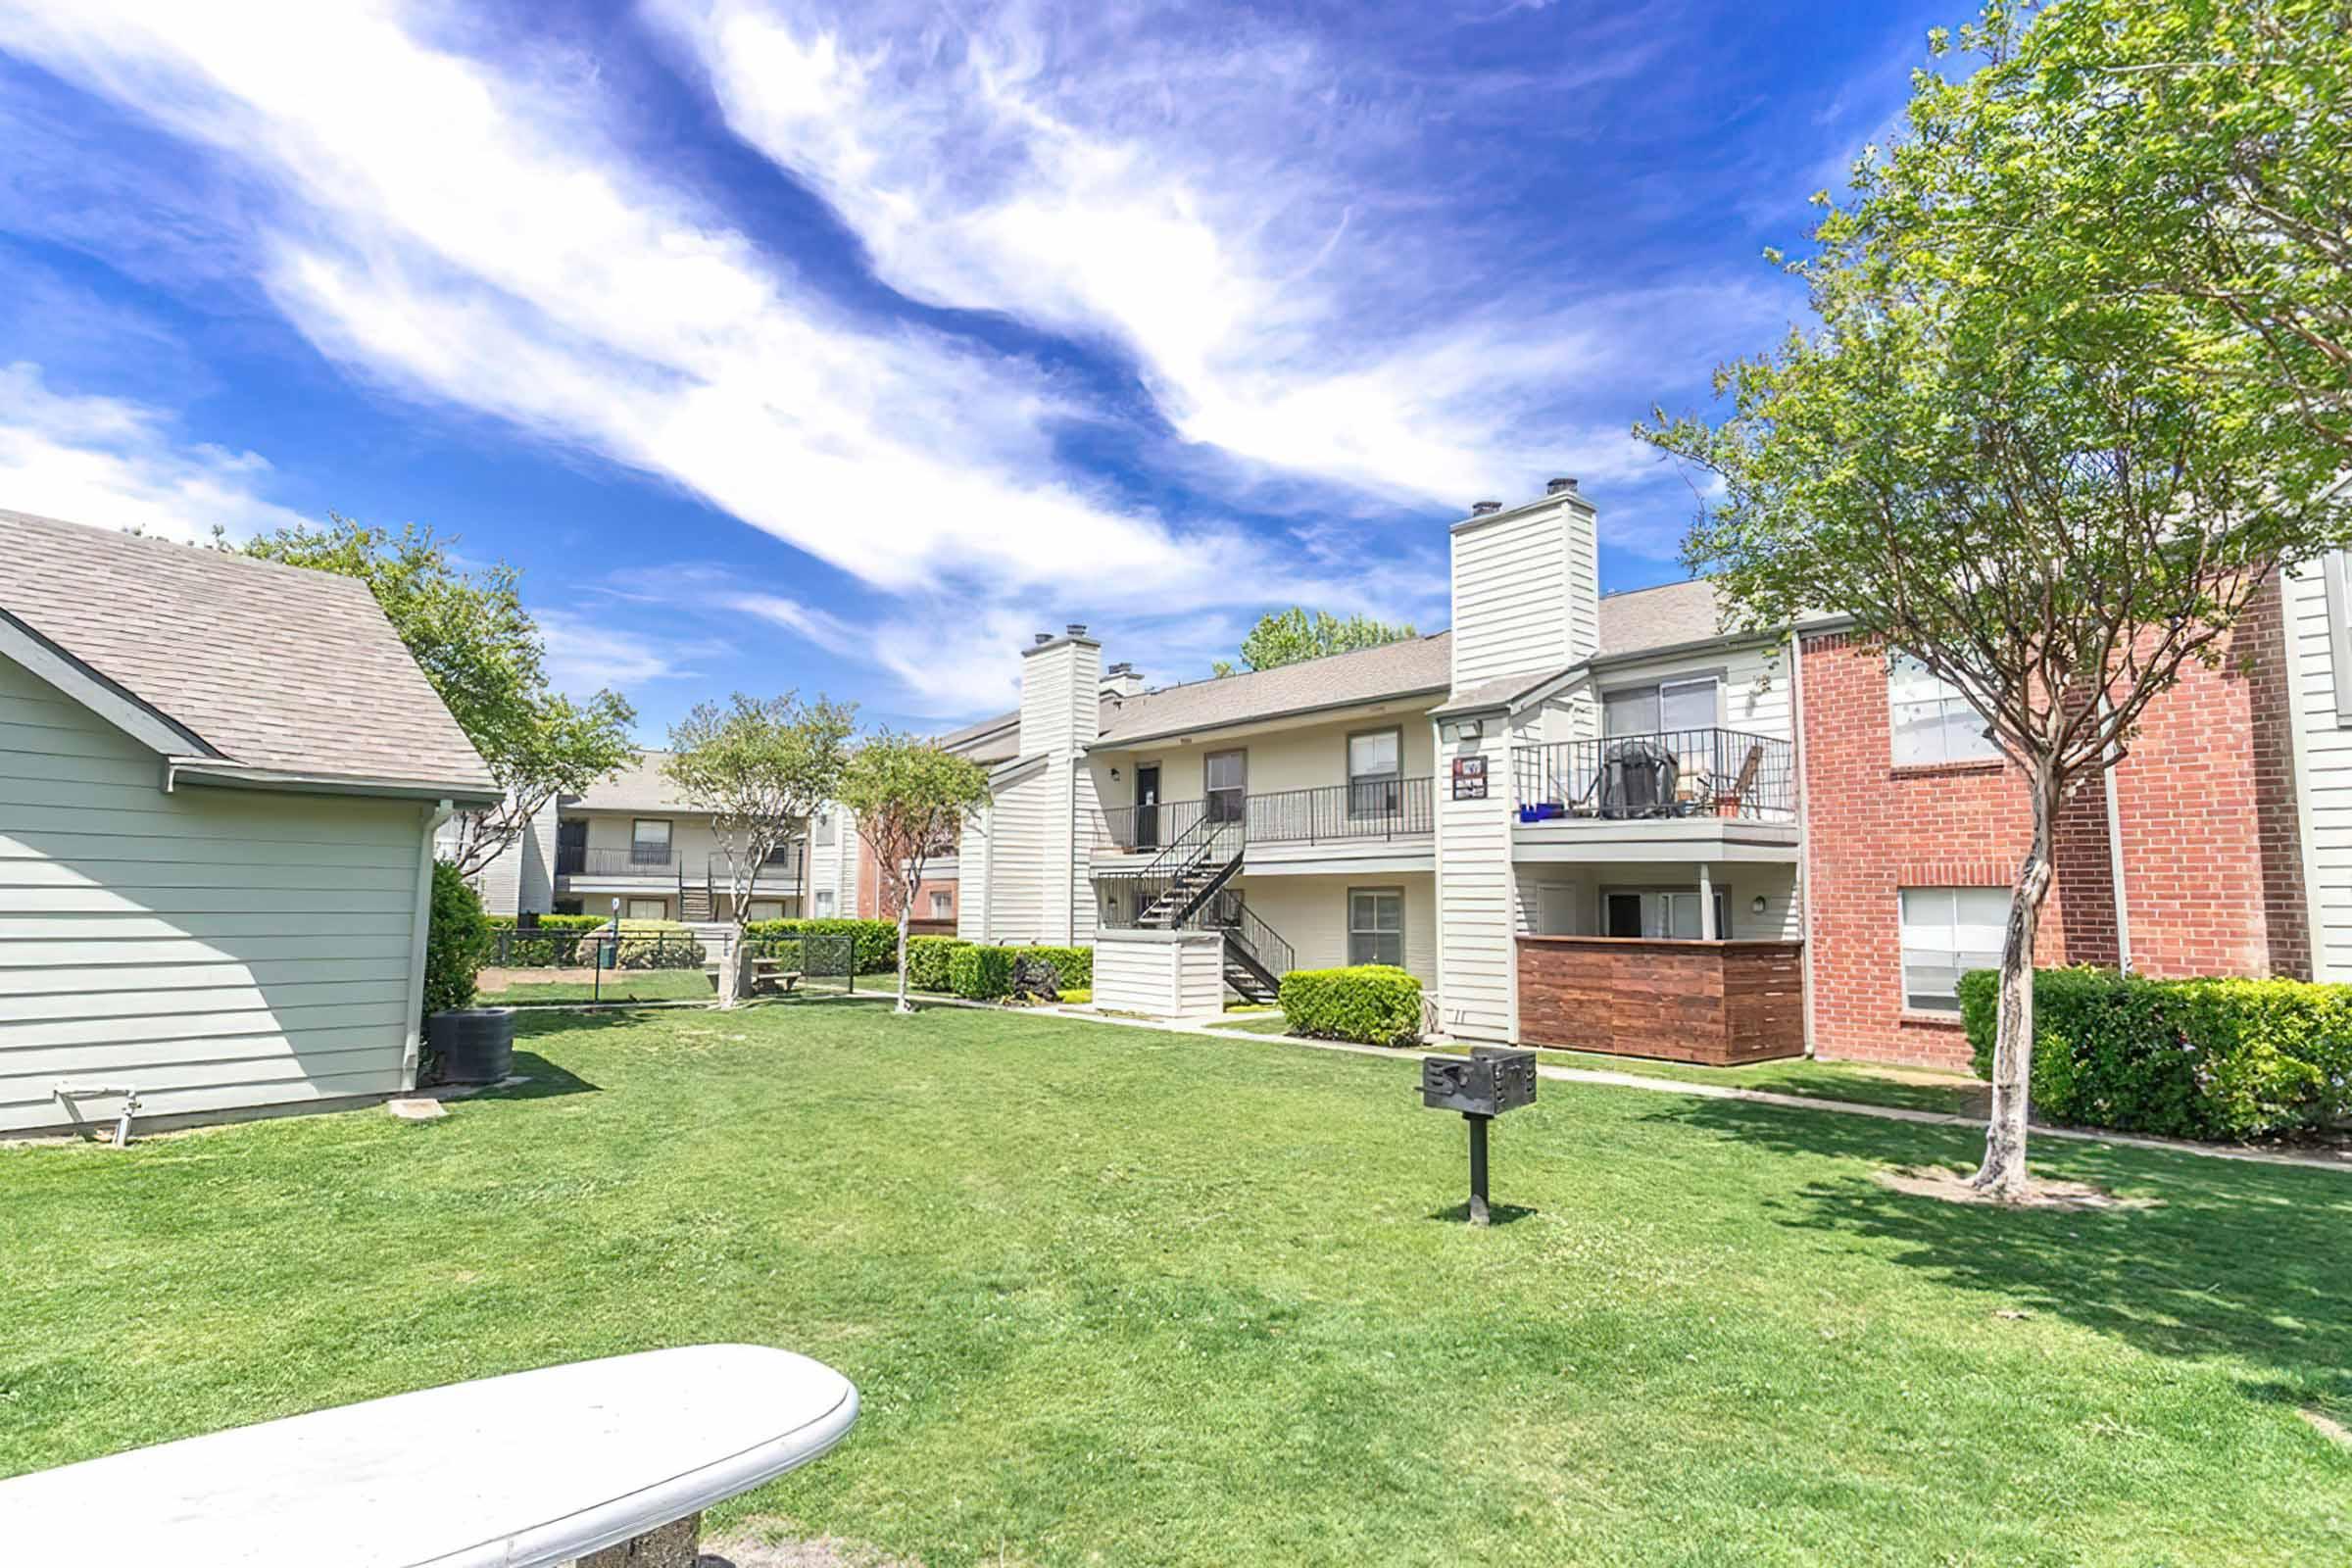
[2284,560,2352,978]
[0,654,430,1135]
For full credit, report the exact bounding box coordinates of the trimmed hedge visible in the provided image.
[1959,965,2352,1141]
[1279,964,1423,1048]
[746,917,899,974]
[488,916,700,968]
[1014,945,1092,992]
[423,861,492,1015]
[906,936,970,993]
[949,944,1016,1001]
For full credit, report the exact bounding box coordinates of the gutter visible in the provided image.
[1091,684,1450,752]
[167,760,503,807]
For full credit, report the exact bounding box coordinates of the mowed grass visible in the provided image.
[4,1004,2348,1566]
[477,968,714,1005]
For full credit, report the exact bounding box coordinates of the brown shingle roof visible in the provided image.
[1094,632,1452,747]
[562,750,701,812]
[0,508,494,794]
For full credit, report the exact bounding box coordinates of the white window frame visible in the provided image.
[1600,887,1730,940]
[629,818,672,864]
[624,897,667,922]
[814,888,837,916]
[1346,727,1403,818]
[1602,675,1720,739]
[929,890,954,919]
[1888,655,2000,765]
[1898,886,2010,1012]
[1348,886,1405,967]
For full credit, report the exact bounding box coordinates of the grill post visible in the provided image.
[1466,1112,1491,1226]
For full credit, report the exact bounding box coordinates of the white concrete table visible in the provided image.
[0,1344,858,1566]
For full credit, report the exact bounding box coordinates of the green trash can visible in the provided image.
[597,936,619,970]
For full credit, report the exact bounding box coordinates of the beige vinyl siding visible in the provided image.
[984,769,1051,943]
[1587,640,1792,741]
[1511,861,1800,940]
[2283,561,2352,978]
[1232,872,1436,987]
[1449,498,1599,691]
[0,653,429,1135]
[1433,718,1517,1041]
[464,796,556,916]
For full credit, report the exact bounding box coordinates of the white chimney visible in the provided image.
[1447,484,1599,692]
[1019,624,1102,753]
[1100,661,1146,701]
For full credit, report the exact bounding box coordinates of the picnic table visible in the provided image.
[703,957,802,995]
[0,1344,858,1566]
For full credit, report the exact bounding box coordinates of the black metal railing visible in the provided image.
[1095,779,1436,852]
[489,927,707,970]
[1200,891,1295,978]
[1094,798,1207,853]
[1245,776,1433,845]
[1511,729,1795,822]
[704,846,806,891]
[557,846,678,877]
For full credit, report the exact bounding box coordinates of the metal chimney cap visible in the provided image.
[1545,476,1579,495]
[1066,622,1089,638]
[1033,632,1054,645]
[1469,499,1503,516]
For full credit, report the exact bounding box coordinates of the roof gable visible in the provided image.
[0,509,496,796]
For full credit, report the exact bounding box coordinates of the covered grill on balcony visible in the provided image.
[1512,730,1793,823]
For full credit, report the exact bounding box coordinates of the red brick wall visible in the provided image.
[857,842,959,927]
[1798,578,2309,1070]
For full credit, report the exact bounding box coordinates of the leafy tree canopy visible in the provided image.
[1635,0,2352,1197]
[241,515,637,875]
[664,692,856,945]
[1213,608,1419,677]
[838,731,993,1011]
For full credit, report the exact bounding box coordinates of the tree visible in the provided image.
[1938,1,2351,456]
[664,694,855,1006]
[1212,608,1417,676]
[837,732,993,1012]
[241,516,638,875]
[1636,4,2352,1198]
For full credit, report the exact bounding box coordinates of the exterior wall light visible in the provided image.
[1451,718,1484,742]
[1750,896,1769,915]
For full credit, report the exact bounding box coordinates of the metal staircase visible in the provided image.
[1198,890,1292,1004]
[1131,814,1246,929]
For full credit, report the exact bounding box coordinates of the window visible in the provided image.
[1602,888,1730,939]
[746,900,785,922]
[929,890,954,919]
[1602,676,1718,738]
[815,889,836,916]
[629,818,671,865]
[763,841,798,865]
[1888,656,1999,765]
[1205,749,1248,824]
[1348,887,1405,966]
[552,900,584,916]
[624,898,666,921]
[1347,728,1402,817]
[1899,887,2008,1010]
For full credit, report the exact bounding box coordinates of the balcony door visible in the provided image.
[556,818,586,875]
[1603,675,1718,739]
[1135,762,1161,849]
[1603,888,1729,940]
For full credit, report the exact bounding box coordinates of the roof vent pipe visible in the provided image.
[1546,476,1579,495]
[1066,623,1089,638]
[1469,500,1502,516]
[1033,633,1053,645]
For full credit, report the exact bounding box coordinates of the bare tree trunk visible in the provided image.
[1972,765,2061,1198]
[895,901,912,1013]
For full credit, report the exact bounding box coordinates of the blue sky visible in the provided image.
[0,0,1949,740]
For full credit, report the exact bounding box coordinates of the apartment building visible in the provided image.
[955,478,2328,1069]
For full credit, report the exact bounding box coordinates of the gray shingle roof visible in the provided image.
[1595,579,1727,660]
[564,750,704,812]
[1094,632,1452,747]
[0,508,495,794]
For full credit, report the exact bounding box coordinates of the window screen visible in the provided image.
[1899,887,2008,1010]
[1888,657,1999,765]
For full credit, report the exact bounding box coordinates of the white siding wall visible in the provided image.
[466,796,556,917]
[2284,561,2352,978]
[1232,872,1435,987]
[1511,861,1800,939]
[1433,715,1517,1041]
[1584,639,1793,741]
[0,654,431,1135]
[981,768,1050,942]
[1093,931,1224,1017]
[1448,495,1600,691]
[1091,707,1444,808]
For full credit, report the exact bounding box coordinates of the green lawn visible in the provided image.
[1455,1044,1989,1116]
[479,968,713,1004]
[4,1004,2346,1565]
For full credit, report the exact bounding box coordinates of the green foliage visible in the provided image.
[483,916,704,968]
[1959,966,2352,1141]
[666,694,856,922]
[422,861,492,1016]
[1212,608,1418,677]
[1278,965,1424,1048]
[949,944,1016,1001]
[838,731,991,915]
[1014,946,1093,992]
[905,936,971,993]
[239,516,637,874]
[745,917,900,973]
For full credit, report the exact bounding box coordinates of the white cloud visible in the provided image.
[535,609,711,697]
[0,362,309,543]
[0,0,1345,624]
[650,0,1769,511]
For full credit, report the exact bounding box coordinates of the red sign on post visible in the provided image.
[1451,755,1488,801]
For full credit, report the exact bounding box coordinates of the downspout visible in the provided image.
[1789,631,1819,1056]
[1065,751,1080,947]
[2102,731,2132,974]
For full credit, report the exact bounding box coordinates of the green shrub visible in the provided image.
[906,936,970,992]
[745,917,899,973]
[1279,965,1423,1048]
[615,929,706,970]
[423,861,493,1016]
[487,915,696,967]
[1014,945,1092,992]
[949,944,1015,1001]
[1958,965,2352,1140]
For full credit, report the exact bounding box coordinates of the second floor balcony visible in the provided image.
[1512,728,1795,824]
[556,845,679,880]
[1094,776,1435,856]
